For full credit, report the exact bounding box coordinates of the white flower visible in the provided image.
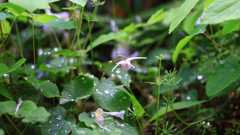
[94,108,104,126]
[112,57,147,72]
[104,110,125,120]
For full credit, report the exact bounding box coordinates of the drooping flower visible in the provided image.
[103,110,125,120]
[93,108,125,130]
[112,57,147,72]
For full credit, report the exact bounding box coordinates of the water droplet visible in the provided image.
[49,120,52,123]
[197,75,203,80]
[56,124,59,126]
[56,115,62,120]
[47,129,51,133]
[69,95,72,97]
[104,90,109,94]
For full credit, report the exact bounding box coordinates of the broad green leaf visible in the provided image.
[17,100,38,117]
[22,107,50,124]
[210,79,240,98]
[182,7,206,35]
[203,0,214,9]
[92,79,130,112]
[201,0,240,24]
[40,81,61,98]
[0,21,11,39]
[69,0,88,7]
[85,32,127,52]
[9,0,50,13]
[53,49,75,56]
[222,19,240,35]
[10,58,26,72]
[0,3,24,14]
[0,58,26,75]
[115,86,145,118]
[59,102,77,111]
[147,9,165,25]
[79,112,136,135]
[24,76,60,98]
[0,84,14,101]
[0,64,10,76]
[39,63,76,74]
[0,101,16,116]
[172,36,194,63]
[169,0,200,34]
[41,106,71,135]
[34,14,58,23]
[206,55,240,98]
[149,100,206,123]
[35,19,76,30]
[60,74,95,104]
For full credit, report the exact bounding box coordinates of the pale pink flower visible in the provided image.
[112,57,147,72]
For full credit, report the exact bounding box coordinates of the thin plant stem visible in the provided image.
[136,117,144,135]
[52,31,62,48]
[155,58,162,135]
[15,21,25,59]
[87,19,94,70]
[31,21,36,74]
[112,0,116,21]
[4,114,22,135]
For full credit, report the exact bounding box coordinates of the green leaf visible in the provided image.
[85,32,127,52]
[201,0,240,24]
[0,3,24,14]
[147,9,165,25]
[10,58,26,72]
[39,63,76,74]
[0,21,11,39]
[0,58,26,75]
[40,81,61,98]
[206,55,240,98]
[35,19,76,30]
[115,86,145,118]
[222,19,240,35]
[93,79,130,112]
[149,100,206,123]
[172,36,194,63]
[0,101,16,116]
[60,74,95,104]
[169,0,200,33]
[69,0,88,7]
[22,107,50,123]
[34,14,58,23]
[0,84,14,101]
[41,106,71,135]
[0,64,10,76]
[203,0,214,9]
[210,79,240,98]
[17,100,50,124]
[24,76,60,98]
[9,0,50,13]
[78,111,136,135]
